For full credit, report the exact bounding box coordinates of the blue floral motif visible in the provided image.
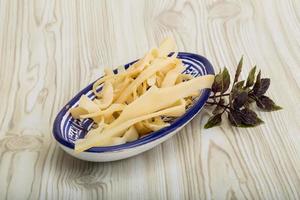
[183,65,201,77]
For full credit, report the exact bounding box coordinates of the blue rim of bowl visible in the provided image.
[52,52,215,153]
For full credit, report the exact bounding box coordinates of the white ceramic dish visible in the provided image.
[52,52,214,162]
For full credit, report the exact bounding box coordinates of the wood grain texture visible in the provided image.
[0,0,300,199]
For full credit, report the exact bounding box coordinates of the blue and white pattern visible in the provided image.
[53,52,215,153]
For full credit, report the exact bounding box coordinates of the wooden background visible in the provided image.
[0,0,299,199]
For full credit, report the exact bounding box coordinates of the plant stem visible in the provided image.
[212,93,217,103]
[209,93,230,98]
[206,101,231,110]
[206,101,215,105]
[221,107,227,114]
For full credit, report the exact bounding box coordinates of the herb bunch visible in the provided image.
[204,57,282,129]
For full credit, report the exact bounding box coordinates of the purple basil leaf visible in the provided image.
[253,70,261,94]
[253,78,270,97]
[233,91,248,109]
[256,95,282,111]
[228,109,263,127]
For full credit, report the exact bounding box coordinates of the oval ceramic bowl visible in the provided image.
[53,52,214,162]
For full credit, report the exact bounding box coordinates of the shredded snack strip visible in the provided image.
[80,103,125,119]
[75,101,190,152]
[109,75,214,128]
[161,63,184,87]
[95,81,114,109]
[78,95,99,113]
[115,57,178,103]
[69,37,214,153]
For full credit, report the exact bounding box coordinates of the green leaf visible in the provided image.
[233,91,248,109]
[211,68,231,94]
[204,113,222,129]
[235,80,245,89]
[222,68,230,93]
[256,95,282,111]
[211,71,223,93]
[253,78,270,97]
[234,56,243,83]
[230,80,245,103]
[246,66,257,87]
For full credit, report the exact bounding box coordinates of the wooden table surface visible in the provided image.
[0,0,300,199]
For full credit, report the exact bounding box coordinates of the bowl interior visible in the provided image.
[53,52,215,152]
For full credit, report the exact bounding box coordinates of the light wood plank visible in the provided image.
[0,0,299,199]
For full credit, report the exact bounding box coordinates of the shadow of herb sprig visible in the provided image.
[204,57,282,129]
